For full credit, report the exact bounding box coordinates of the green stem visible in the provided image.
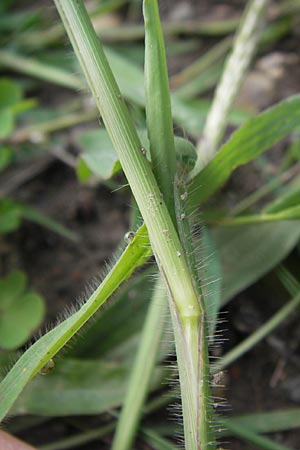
[53,2,212,448]
[53,0,200,321]
[174,175,214,449]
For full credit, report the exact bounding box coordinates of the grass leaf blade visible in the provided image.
[0,224,151,421]
[188,95,300,209]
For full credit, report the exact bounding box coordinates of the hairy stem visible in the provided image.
[54,1,213,448]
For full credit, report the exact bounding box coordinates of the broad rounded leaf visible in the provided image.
[77,129,121,180]
[0,78,22,108]
[0,199,23,233]
[11,358,165,416]
[214,221,300,304]
[0,271,45,350]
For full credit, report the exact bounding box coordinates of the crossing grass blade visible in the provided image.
[0,224,151,421]
[188,95,300,209]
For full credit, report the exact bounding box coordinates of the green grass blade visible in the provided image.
[20,204,79,242]
[205,205,300,226]
[224,419,293,450]
[174,63,223,100]
[12,110,99,142]
[171,37,231,90]
[39,423,114,450]
[227,166,299,216]
[0,224,151,421]
[143,0,176,217]
[214,289,300,373]
[222,408,300,436]
[188,95,300,209]
[0,50,83,90]
[141,428,177,450]
[112,277,168,450]
[264,185,300,214]
[277,265,300,295]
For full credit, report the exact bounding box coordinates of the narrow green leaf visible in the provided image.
[69,268,159,362]
[221,408,300,436]
[39,423,114,450]
[224,419,293,450]
[112,278,168,450]
[143,0,176,216]
[265,185,300,214]
[215,290,300,373]
[108,47,250,135]
[188,95,300,208]
[0,50,83,90]
[19,204,79,242]
[277,265,300,296]
[141,429,177,450]
[0,224,151,421]
[0,198,78,241]
[206,205,300,226]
